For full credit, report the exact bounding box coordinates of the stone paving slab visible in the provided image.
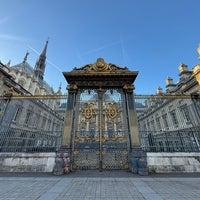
[0,171,200,200]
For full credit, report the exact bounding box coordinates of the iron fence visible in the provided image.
[0,126,62,152]
[0,94,199,153]
[135,94,200,152]
[0,95,66,152]
[139,127,200,152]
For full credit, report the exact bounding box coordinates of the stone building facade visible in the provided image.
[0,42,65,152]
[137,46,200,152]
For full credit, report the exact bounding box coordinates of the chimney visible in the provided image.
[166,77,176,92]
[157,87,163,95]
[178,63,192,80]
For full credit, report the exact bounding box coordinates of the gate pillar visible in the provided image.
[62,84,77,147]
[123,84,140,148]
[61,58,148,174]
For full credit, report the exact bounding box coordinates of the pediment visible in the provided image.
[73,58,128,73]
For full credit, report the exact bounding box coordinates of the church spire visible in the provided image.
[34,40,48,81]
[23,52,29,63]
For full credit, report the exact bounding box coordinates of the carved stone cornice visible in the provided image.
[123,84,135,93]
[63,58,138,88]
[73,58,128,73]
[67,84,78,93]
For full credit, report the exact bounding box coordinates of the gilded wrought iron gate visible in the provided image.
[72,88,130,170]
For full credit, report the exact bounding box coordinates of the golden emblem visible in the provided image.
[85,134,90,142]
[106,102,120,120]
[124,163,129,169]
[102,164,107,169]
[95,164,99,169]
[73,58,128,72]
[82,102,96,120]
[73,151,79,156]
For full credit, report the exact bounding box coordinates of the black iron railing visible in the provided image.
[139,127,200,152]
[0,126,62,152]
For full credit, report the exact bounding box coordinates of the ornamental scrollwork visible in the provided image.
[81,102,96,120]
[105,102,120,120]
[73,58,128,72]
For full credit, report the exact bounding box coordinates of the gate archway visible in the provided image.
[62,58,140,170]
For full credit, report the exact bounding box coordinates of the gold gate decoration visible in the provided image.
[63,58,139,170]
[72,89,129,170]
[82,102,96,120]
[106,102,120,121]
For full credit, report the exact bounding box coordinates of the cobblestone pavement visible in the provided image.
[0,171,200,200]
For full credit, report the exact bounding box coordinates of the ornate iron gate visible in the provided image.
[72,88,130,170]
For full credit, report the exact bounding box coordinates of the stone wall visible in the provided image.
[0,153,55,172]
[1,152,200,173]
[147,152,200,173]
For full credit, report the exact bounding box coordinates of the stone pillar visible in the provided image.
[129,149,148,175]
[61,84,77,147]
[123,84,140,148]
[123,84,148,175]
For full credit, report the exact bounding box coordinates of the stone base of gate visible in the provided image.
[147,152,200,173]
[0,152,55,172]
[129,148,148,176]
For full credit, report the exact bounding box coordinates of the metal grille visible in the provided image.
[102,149,129,170]
[73,149,99,170]
[72,89,130,170]
[0,126,62,152]
[0,94,199,155]
[135,95,200,152]
[0,95,66,152]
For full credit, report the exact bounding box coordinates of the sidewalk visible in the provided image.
[0,171,200,200]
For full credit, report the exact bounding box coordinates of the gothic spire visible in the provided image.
[6,60,11,67]
[34,40,48,81]
[23,52,29,63]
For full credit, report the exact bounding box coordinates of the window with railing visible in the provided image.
[170,110,178,126]
[162,114,169,129]
[12,106,23,123]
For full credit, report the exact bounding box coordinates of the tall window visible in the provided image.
[33,113,40,128]
[170,110,178,126]
[162,114,169,128]
[156,117,162,130]
[24,105,33,126]
[41,114,47,130]
[13,106,23,123]
[180,105,191,122]
[150,120,155,130]
[47,118,52,131]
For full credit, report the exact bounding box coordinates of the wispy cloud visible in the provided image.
[46,59,62,72]
[81,40,121,56]
[0,34,25,42]
[27,44,40,55]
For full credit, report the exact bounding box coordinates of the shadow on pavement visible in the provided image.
[0,170,200,178]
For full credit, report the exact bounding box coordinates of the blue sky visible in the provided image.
[0,0,200,94]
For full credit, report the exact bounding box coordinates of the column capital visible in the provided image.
[123,84,135,93]
[66,84,78,93]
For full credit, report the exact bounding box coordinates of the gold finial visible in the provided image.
[197,44,200,60]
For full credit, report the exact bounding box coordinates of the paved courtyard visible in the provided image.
[0,171,200,200]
